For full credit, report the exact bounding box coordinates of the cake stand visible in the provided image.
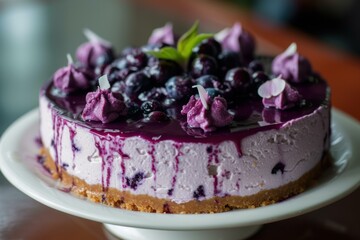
[0,108,359,240]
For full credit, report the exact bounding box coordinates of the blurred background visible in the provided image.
[0,0,359,134]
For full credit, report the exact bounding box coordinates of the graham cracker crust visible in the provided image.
[39,148,330,214]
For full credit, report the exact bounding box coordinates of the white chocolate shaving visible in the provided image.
[83,28,111,46]
[258,77,286,98]
[193,85,209,110]
[66,53,74,65]
[99,75,111,90]
[284,42,297,56]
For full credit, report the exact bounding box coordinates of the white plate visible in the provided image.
[0,108,360,236]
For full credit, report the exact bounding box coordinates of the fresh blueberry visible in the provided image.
[191,55,218,78]
[141,100,163,114]
[115,48,148,71]
[250,71,269,94]
[96,50,114,67]
[205,88,221,98]
[195,75,220,88]
[106,66,134,84]
[147,111,169,122]
[225,67,251,94]
[192,38,221,58]
[125,71,151,96]
[214,81,234,100]
[218,51,243,76]
[111,81,126,93]
[147,60,182,86]
[138,87,167,102]
[126,102,141,117]
[165,76,194,101]
[248,59,264,73]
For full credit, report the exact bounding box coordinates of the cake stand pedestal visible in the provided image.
[104,224,261,240]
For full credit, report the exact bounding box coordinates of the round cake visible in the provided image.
[39,23,331,214]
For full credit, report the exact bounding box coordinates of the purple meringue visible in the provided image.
[258,77,302,110]
[82,76,127,123]
[53,54,92,94]
[148,23,175,46]
[181,86,233,132]
[272,43,312,83]
[215,22,255,63]
[76,29,114,68]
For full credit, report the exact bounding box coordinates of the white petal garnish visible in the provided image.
[284,42,297,57]
[66,53,74,65]
[99,75,111,90]
[83,28,111,46]
[193,85,209,110]
[258,77,286,98]
[214,27,230,42]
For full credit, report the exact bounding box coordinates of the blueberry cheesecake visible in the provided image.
[39,22,330,213]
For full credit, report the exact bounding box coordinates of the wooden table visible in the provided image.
[0,0,359,239]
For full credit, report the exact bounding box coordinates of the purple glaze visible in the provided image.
[82,88,127,123]
[150,145,157,189]
[170,143,182,196]
[41,69,329,153]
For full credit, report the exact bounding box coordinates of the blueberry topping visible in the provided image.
[271,162,285,174]
[224,67,251,94]
[116,48,148,71]
[126,102,141,117]
[138,87,167,102]
[196,75,220,88]
[96,51,115,68]
[191,55,218,78]
[111,81,126,93]
[147,111,169,122]
[250,71,269,94]
[125,71,151,96]
[192,38,221,58]
[141,100,163,114]
[205,88,221,98]
[193,185,205,199]
[218,51,243,76]
[125,172,145,190]
[147,60,182,86]
[165,76,194,101]
[107,67,134,84]
[248,59,264,73]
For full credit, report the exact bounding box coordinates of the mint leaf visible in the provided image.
[146,47,183,63]
[177,21,199,54]
[145,21,213,70]
[181,33,213,59]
